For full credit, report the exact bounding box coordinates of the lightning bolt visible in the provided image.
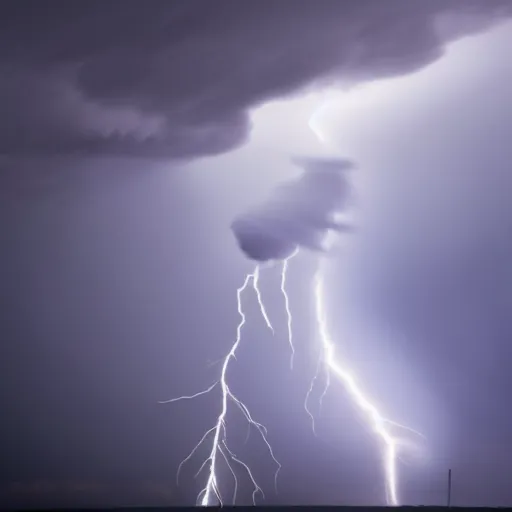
[306,262,404,506]
[163,250,418,506]
[303,102,422,506]
[162,100,421,507]
[280,249,298,369]
[159,267,280,506]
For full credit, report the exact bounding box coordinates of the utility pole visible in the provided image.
[447,468,452,507]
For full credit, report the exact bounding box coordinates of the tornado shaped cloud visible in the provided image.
[231,156,356,262]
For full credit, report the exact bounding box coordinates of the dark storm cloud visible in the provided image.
[1,0,511,159]
[231,156,355,262]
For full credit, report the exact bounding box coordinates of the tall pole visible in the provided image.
[447,468,452,507]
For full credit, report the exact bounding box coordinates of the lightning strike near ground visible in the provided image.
[162,105,420,507]
[303,106,421,506]
[307,263,403,506]
[159,267,280,506]
[163,250,418,506]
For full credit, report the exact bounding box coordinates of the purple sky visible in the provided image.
[2,0,512,508]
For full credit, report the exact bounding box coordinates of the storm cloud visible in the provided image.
[1,0,511,159]
[231,156,355,262]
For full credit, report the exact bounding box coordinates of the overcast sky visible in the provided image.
[2,1,512,508]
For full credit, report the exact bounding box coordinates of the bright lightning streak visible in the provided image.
[161,267,280,507]
[304,100,417,505]
[164,247,416,506]
[280,249,298,368]
[253,266,274,333]
[160,92,422,508]
[309,264,401,506]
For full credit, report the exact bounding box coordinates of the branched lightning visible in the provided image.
[160,267,280,506]
[164,128,419,506]
[157,93,426,507]
[163,250,420,506]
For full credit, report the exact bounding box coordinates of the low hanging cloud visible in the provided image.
[1,0,511,160]
[231,156,355,262]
